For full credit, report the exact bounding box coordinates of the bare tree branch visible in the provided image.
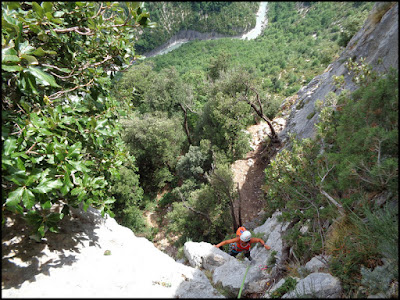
[320,189,345,216]
[239,82,279,143]
[48,78,94,100]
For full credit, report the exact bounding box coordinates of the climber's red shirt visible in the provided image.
[232,240,251,252]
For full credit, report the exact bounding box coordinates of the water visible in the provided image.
[158,41,187,55]
[151,2,268,57]
[241,2,268,40]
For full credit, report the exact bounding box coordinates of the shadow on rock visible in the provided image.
[2,205,102,289]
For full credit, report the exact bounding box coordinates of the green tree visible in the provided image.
[110,164,145,232]
[207,52,231,81]
[166,162,237,244]
[122,112,186,195]
[2,1,154,239]
[197,91,251,161]
[176,142,212,183]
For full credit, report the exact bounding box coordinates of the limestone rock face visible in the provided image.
[279,3,398,143]
[282,272,342,298]
[184,241,234,271]
[252,210,290,263]
[304,255,331,273]
[2,206,223,298]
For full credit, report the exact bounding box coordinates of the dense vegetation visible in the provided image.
[263,62,398,297]
[134,2,259,54]
[2,1,152,240]
[146,2,374,99]
[111,1,375,241]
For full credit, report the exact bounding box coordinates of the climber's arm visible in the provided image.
[250,237,271,250]
[214,237,239,248]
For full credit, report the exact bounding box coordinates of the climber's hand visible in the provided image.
[264,245,271,250]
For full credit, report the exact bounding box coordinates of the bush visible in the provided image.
[122,111,186,195]
[1,2,152,239]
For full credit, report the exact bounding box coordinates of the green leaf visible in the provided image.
[18,41,35,55]
[67,142,82,158]
[32,47,46,57]
[67,160,90,172]
[83,201,90,212]
[45,212,63,223]
[54,11,65,18]
[38,127,54,136]
[41,200,52,210]
[2,55,21,63]
[21,54,39,65]
[10,152,29,159]
[16,157,26,171]
[22,188,36,209]
[2,45,18,57]
[26,66,60,87]
[23,72,39,95]
[26,173,42,186]
[71,187,84,196]
[5,187,24,207]
[33,178,63,194]
[37,224,46,237]
[104,198,115,204]
[2,64,23,72]
[3,138,18,156]
[42,2,53,13]
[44,50,57,55]
[5,2,20,10]
[32,2,44,18]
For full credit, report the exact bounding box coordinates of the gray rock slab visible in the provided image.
[184,241,234,271]
[304,255,331,273]
[283,272,342,298]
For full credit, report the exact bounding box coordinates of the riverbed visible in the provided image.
[148,2,268,58]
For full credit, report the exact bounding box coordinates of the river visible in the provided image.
[150,2,268,57]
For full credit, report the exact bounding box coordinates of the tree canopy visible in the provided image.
[2,1,153,240]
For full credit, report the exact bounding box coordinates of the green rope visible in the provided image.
[237,263,251,299]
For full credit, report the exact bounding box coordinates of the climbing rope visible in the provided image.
[237,263,251,299]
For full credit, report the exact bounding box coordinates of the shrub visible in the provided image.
[1,2,153,239]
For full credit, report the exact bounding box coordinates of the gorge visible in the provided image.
[2,2,398,298]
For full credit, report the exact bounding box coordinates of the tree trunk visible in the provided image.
[179,103,192,145]
[178,191,224,237]
[241,83,280,143]
[237,183,243,227]
[229,198,238,232]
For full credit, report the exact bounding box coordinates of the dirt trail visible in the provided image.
[231,118,286,227]
[147,117,286,257]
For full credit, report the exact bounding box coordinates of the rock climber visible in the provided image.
[214,226,271,261]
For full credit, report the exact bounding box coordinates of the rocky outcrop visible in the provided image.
[2,206,223,298]
[279,2,398,143]
[183,211,343,298]
[184,241,234,271]
[283,272,342,298]
[252,210,290,263]
[304,254,331,273]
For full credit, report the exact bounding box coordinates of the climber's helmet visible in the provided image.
[240,230,252,242]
